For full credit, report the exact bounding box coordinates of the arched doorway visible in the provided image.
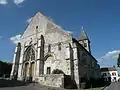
[44,53,56,74]
[23,46,36,81]
[44,56,54,74]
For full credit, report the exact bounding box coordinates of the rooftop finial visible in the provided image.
[81,25,84,31]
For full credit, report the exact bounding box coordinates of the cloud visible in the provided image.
[0,0,25,6]
[66,30,73,35]
[101,50,120,59]
[0,0,8,5]
[98,50,120,67]
[26,17,32,24]
[10,34,21,44]
[13,0,25,5]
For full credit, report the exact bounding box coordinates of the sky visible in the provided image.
[0,0,120,67]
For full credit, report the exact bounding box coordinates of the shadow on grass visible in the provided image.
[0,79,30,87]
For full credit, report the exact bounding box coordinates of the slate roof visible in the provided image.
[79,30,89,41]
[100,67,117,72]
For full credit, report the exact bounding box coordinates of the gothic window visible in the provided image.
[91,61,95,67]
[24,46,35,61]
[47,67,51,74]
[48,44,51,52]
[58,43,61,51]
[81,53,87,65]
[26,53,30,61]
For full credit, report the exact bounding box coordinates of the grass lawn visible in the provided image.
[93,87,103,90]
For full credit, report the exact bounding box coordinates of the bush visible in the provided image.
[52,69,64,74]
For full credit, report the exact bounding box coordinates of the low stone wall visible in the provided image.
[38,74,64,88]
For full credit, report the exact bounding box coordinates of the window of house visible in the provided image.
[112,72,116,76]
[103,73,107,76]
[58,43,61,51]
[113,77,116,81]
[47,67,51,74]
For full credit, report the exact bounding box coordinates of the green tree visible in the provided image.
[0,60,12,77]
[117,54,120,67]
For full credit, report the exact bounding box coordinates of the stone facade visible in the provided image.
[10,12,100,88]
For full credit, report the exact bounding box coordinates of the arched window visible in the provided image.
[24,46,35,61]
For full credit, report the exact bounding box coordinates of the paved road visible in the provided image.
[0,83,65,90]
[105,82,120,90]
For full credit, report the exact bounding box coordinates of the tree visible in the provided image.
[117,53,120,67]
[0,60,12,77]
[52,69,64,74]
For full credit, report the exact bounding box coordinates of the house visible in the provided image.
[101,67,119,82]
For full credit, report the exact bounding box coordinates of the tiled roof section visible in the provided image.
[100,67,117,72]
[79,30,89,41]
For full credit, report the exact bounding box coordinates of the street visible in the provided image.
[105,82,120,90]
[0,83,64,90]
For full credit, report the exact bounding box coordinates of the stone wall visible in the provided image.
[41,74,64,87]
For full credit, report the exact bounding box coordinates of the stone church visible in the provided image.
[10,12,100,88]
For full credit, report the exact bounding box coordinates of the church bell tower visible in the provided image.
[78,26,91,53]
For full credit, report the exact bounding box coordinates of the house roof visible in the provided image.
[100,67,117,72]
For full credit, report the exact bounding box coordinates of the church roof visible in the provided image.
[79,30,89,41]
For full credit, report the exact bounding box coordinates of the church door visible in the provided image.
[30,62,35,77]
[24,63,29,77]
